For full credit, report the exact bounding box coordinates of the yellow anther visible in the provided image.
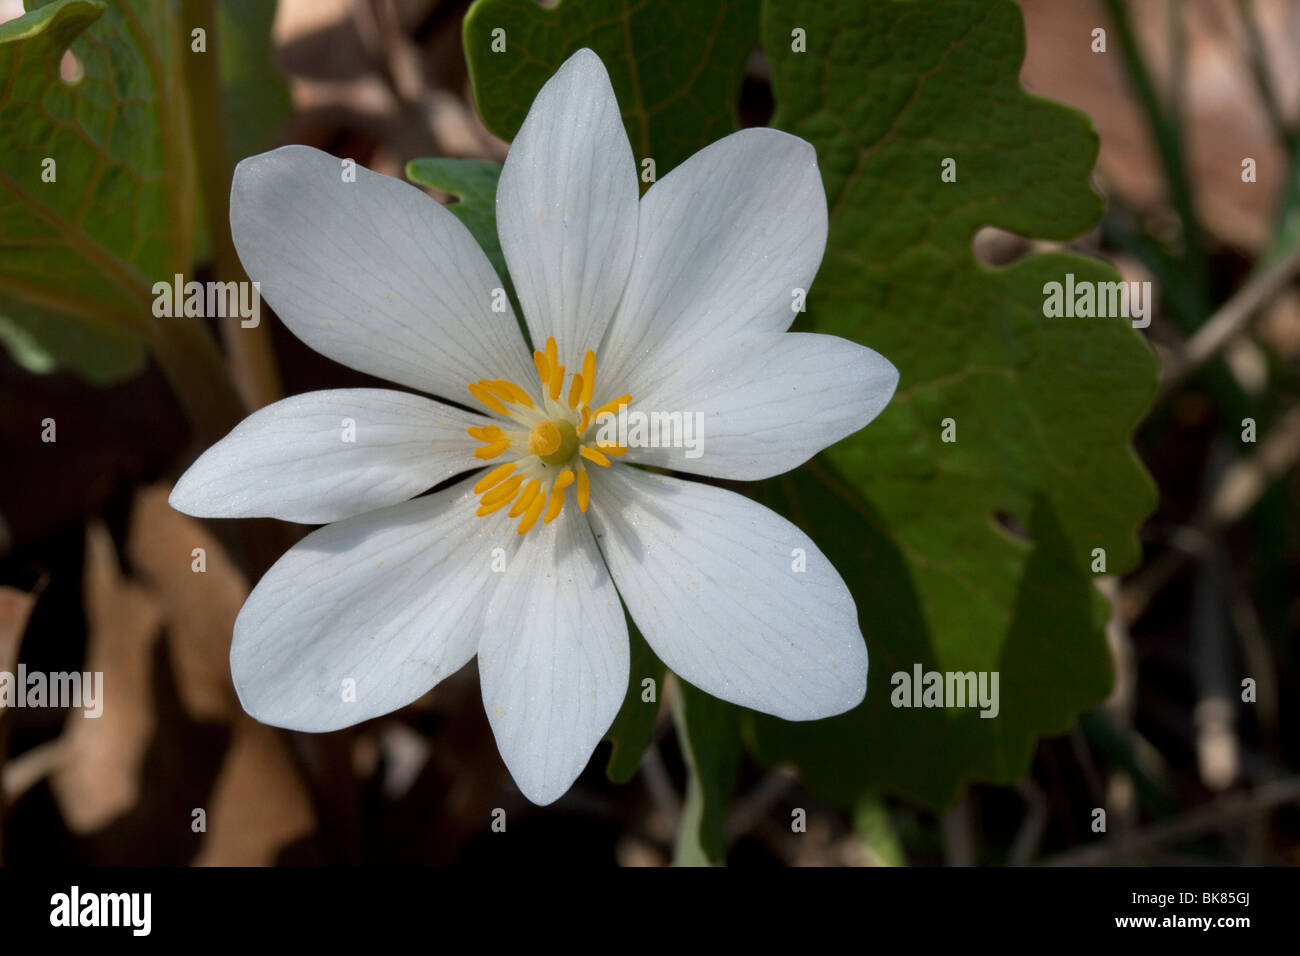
[468,382,508,416]
[576,468,590,512]
[465,345,629,531]
[581,350,596,407]
[490,379,534,409]
[543,471,575,525]
[580,445,612,468]
[509,479,541,517]
[527,419,562,457]
[473,461,516,494]
[479,475,523,508]
[517,491,545,534]
[591,394,632,421]
[533,350,552,386]
[477,495,515,516]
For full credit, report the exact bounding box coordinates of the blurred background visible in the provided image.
[0,0,1297,865]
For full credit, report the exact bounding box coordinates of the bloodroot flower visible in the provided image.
[170,49,898,804]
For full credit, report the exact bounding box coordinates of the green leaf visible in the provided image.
[0,0,193,381]
[603,619,665,784]
[745,0,1159,806]
[672,679,742,866]
[463,0,759,177]
[0,304,143,382]
[406,158,509,286]
[405,156,530,343]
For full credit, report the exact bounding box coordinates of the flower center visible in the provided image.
[464,336,631,534]
[527,418,579,465]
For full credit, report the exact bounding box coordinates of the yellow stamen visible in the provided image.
[509,479,541,517]
[473,461,516,494]
[467,382,509,416]
[581,350,596,407]
[543,470,575,524]
[576,468,590,512]
[591,393,632,421]
[477,495,515,516]
[580,445,612,467]
[479,380,512,403]
[464,343,631,533]
[527,419,562,457]
[517,491,545,534]
[479,474,523,508]
[489,379,534,409]
[533,350,552,386]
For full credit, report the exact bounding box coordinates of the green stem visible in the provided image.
[140,315,248,443]
[1103,0,1211,329]
[180,0,282,410]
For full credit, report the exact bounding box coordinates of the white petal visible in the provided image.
[596,128,828,401]
[231,478,515,731]
[618,333,898,481]
[231,145,535,401]
[170,389,491,524]
[588,466,865,720]
[496,48,639,369]
[479,509,629,805]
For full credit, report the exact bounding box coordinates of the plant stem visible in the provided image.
[140,315,247,443]
[180,0,282,411]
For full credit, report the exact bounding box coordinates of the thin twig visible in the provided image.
[1159,244,1300,397]
[1121,405,1300,624]
[1042,776,1300,865]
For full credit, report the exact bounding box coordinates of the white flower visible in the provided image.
[170,49,898,805]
